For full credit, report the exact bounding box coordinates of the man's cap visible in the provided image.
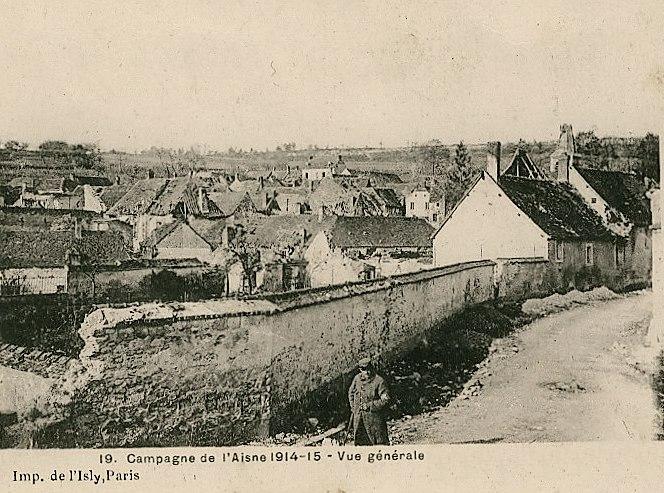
[358,357,372,368]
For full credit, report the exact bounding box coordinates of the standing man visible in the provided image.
[347,357,391,445]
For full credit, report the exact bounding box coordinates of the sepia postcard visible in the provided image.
[0,1,663,491]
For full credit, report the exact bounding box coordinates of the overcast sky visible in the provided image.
[1,1,662,152]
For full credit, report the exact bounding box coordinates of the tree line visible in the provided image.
[575,131,658,181]
[1,140,102,169]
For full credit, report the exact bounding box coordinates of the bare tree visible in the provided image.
[227,224,261,294]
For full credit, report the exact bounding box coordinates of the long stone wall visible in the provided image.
[24,260,496,447]
[495,258,560,300]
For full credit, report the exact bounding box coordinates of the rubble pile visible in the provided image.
[522,287,620,317]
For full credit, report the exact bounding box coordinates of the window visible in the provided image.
[585,243,593,265]
[322,172,326,178]
[425,202,429,210]
[410,202,414,210]
[304,172,309,179]
[591,197,597,204]
[554,241,564,262]
[432,213,438,222]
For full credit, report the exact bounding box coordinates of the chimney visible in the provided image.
[486,141,501,181]
[197,187,204,213]
[74,217,82,239]
[556,155,571,182]
[552,123,575,180]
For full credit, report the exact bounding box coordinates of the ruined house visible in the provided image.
[107,177,221,250]
[305,216,434,286]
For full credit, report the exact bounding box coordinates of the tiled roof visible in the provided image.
[498,176,614,240]
[0,207,101,231]
[188,218,227,247]
[142,220,212,251]
[229,178,261,194]
[328,216,434,248]
[575,167,651,226]
[0,230,130,268]
[207,191,255,216]
[373,188,404,209]
[106,177,215,217]
[76,231,132,265]
[355,171,404,185]
[99,184,132,209]
[242,215,336,250]
[73,175,112,187]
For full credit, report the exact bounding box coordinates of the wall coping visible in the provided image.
[68,259,210,273]
[496,257,549,265]
[93,259,496,329]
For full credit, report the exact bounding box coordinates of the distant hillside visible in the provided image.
[1,133,657,192]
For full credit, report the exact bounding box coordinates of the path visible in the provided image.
[391,292,658,443]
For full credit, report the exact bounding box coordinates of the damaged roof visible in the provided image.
[502,148,547,180]
[328,216,434,248]
[107,178,168,215]
[575,167,651,226]
[498,175,614,240]
[106,177,218,217]
[372,187,403,209]
[242,215,336,250]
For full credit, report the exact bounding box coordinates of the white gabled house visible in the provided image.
[432,170,549,267]
[432,140,633,290]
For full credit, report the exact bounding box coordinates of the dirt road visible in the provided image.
[391,292,658,443]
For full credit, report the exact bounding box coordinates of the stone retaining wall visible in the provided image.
[25,261,496,447]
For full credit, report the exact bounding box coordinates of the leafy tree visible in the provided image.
[140,270,182,301]
[4,140,28,151]
[637,133,659,182]
[444,141,474,211]
[70,143,102,169]
[516,138,531,152]
[38,140,70,152]
[576,130,601,155]
[227,224,261,294]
